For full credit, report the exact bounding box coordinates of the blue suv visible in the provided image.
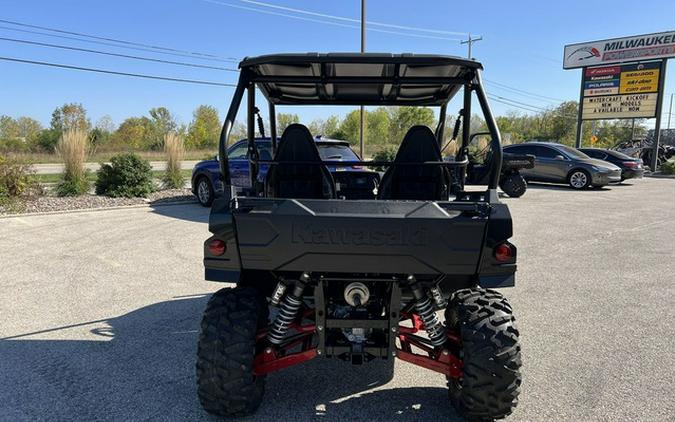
[191,137,380,206]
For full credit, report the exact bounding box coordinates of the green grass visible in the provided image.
[35,169,192,184]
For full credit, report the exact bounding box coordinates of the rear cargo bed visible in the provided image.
[231,198,490,275]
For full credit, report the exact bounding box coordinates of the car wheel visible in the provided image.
[499,173,527,198]
[567,170,591,189]
[196,176,214,207]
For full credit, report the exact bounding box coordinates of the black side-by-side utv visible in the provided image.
[198,53,522,420]
[461,132,534,197]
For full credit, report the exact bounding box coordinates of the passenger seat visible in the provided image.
[377,125,450,200]
[265,124,336,199]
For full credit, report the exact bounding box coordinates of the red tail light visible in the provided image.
[494,243,514,262]
[208,239,227,256]
[623,161,638,168]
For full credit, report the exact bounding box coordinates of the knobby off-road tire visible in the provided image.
[499,173,527,198]
[197,287,269,417]
[445,288,522,420]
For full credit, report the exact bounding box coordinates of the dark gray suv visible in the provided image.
[503,141,621,189]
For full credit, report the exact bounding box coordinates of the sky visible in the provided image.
[1,0,674,130]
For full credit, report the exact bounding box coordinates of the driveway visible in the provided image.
[31,160,200,174]
[1,178,674,421]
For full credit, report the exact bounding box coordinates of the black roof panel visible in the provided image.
[239,53,481,106]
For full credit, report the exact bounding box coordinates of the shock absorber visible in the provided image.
[267,273,309,345]
[408,275,446,347]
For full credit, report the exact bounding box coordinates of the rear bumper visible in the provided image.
[621,168,644,179]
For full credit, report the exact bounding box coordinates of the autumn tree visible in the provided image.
[51,103,90,133]
[387,106,435,143]
[110,117,154,150]
[90,115,116,150]
[276,113,300,135]
[186,105,221,149]
[148,107,178,150]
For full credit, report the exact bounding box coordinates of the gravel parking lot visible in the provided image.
[1,178,674,421]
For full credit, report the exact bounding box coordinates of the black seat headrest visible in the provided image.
[275,124,323,162]
[377,125,450,201]
[393,125,442,163]
[265,124,335,199]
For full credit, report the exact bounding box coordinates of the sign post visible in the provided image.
[575,73,585,148]
[651,60,668,170]
[564,31,674,168]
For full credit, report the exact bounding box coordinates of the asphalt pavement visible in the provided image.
[1,178,674,421]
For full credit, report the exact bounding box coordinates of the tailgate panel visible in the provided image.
[233,199,489,275]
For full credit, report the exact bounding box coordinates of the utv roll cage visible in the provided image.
[218,53,504,197]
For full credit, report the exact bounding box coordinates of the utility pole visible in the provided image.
[668,93,673,129]
[460,34,483,59]
[359,0,366,158]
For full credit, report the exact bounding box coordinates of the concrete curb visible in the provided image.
[645,173,675,179]
[0,199,198,219]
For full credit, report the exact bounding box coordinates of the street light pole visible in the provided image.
[359,0,366,158]
[668,93,673,129]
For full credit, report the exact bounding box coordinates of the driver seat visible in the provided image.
[377,125,450,200]
[265,124,336,199]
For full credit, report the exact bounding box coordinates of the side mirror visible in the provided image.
[554,155,565,161]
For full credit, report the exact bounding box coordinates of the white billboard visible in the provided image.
[563,31,675,69]
[582,93,659,120]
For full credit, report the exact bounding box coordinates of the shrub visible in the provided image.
[161,132,185,189]
[0,155,38,197]
[372,146,397,171]
[95,153,154,197]
[55,178,90,197]
[56,129,89,196]
[0,137,30,154]
[661,159,675,175]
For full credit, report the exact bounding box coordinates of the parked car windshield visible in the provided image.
[317,144,360,160]
[556,144,590,160]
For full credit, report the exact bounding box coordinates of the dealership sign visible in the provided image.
[581,61,661,120]
[564,31,675,69]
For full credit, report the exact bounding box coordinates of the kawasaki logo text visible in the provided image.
[291,224,428,246]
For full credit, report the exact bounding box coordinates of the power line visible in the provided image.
[0,36,240,71]
[0,18,238,61]
[490,95,550,111]
[485,81,561,105]
[488,95,578,120]
[0,56,237,87]
[0,22,238,63]
[484,78,566,102]
[488,96,544,113]
[0,25,238,64]
[201,0,464,41]
[236,0,469,36]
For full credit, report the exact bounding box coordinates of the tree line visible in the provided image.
[0,101,647,155]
